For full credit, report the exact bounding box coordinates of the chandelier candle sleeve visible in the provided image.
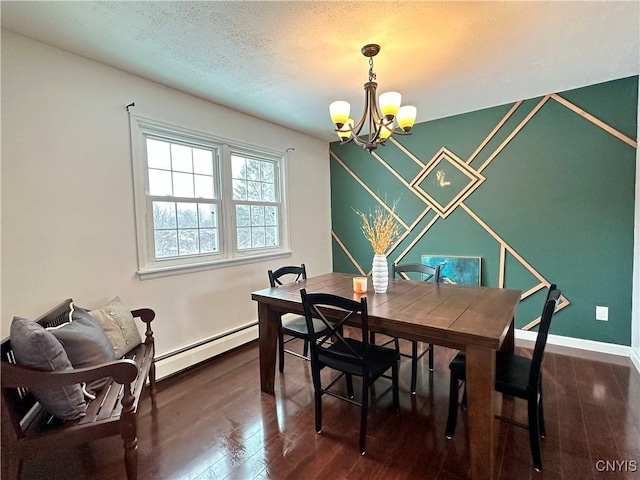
[397,106,417,131]
[330,101,350,127]
[329,44,417,153]
[379,92,401,118]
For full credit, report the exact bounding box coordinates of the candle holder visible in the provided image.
[353,276,368,294]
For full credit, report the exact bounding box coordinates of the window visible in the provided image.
[232,154,279,250]
[130,116,290,278]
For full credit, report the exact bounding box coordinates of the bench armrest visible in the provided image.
[1,358,138,390]
[131,308,155,345]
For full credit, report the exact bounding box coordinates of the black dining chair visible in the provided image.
[300,288,400,455]
[371,262,441,394]
[445,284,561,472]
[268,264,334,373]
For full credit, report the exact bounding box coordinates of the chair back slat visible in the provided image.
[300,289,369,367]
[393,263,442,283]
[529,286,561,388]
[268,264,306,287]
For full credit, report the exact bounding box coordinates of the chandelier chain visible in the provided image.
[368,56,376,82]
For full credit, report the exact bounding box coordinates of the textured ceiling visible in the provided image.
[2,1,638,142]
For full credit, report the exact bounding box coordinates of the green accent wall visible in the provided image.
[330,76,638,346]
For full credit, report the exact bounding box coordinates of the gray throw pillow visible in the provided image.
[10,317,87,420]
[89,297,142,358]
[48,303,117,398]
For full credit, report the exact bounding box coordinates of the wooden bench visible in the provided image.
[1,299,157,480]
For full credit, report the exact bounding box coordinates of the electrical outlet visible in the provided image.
[595,306,609,321]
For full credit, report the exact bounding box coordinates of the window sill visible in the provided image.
[136,250,293,280]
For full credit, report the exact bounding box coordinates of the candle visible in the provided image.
[353,276,368,293]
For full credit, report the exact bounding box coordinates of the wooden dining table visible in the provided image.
[251,272,521,480]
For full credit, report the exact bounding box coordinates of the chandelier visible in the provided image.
[330,44,417,152]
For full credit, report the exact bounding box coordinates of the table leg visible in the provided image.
[258,302,279,394]
[466,344,496,480]
[501,317,515,354]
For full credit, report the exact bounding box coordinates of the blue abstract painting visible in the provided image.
[421,255,481,285]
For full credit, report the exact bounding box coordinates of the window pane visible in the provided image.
[200,228,218,253]
[153,202,177,229]
[149,169,173,196]
[246,160,261,181]
[265,226,278,247]
[177,203,198,228]
[251,205,265,226]
[232,179,247,200]
[199,204,217,228]
[264,206,277,226]
[171,144,193,173]
[173,172,194,197]
[251,227,266,248]
[231,155,245,179]
[178,229,199,255]
[193,149,213,175]
[236,205,251,226]
[155,230,178,258]
[247,181,261,201]
[194,174,214,199]
[261,162,274,183]
[147,139,171,170]
[237,227,251,249]
[261,183,275,202]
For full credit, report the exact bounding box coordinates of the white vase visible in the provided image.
[371,254,389,294]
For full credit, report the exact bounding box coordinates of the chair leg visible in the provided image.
[315,387,323,434]
[278,328,285,373]
[369,332,376,344]
[359,380,369,455]
[346,374,354,399]
[303,339,309,358]
[120,395,138,480]
[392,362,400,414]
[124,438,138,480]
[1,447,21,480]
[445,375,460,439]
[528,395,543,472]
[148,358,157,402]
[428,344,434,371]
[312,366,323,434]
[539,385,546,438]
[410,341,418,394]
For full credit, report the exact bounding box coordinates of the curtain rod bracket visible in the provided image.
[126,102,135,112]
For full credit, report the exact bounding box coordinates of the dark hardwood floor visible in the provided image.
[18,338,640,479]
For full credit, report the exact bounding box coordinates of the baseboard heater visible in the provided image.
[155,321,258,362]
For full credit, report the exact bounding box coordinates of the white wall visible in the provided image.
[0,31,332,377]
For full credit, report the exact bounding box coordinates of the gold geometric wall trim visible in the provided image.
[410,147,485,218]
[332,88,637,330]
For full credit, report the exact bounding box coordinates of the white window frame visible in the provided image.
[130,115,291,279]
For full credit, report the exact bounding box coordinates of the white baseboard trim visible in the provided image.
[153,326,638,381]
[155,324,259,380]
[515,329,631,357]
[630,347,640,374]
